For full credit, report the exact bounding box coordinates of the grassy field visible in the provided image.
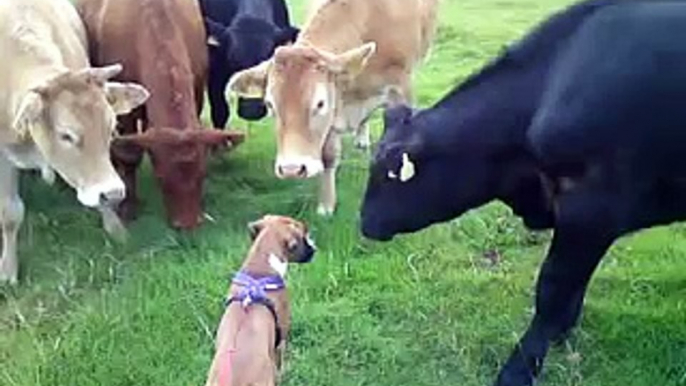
[2,0,686,385]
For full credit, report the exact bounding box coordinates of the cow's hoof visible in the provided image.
[317,204,335,217]
[355,138,371,150]
[494,357,538,386]
[0,268,18,286]
[0,277,18,286]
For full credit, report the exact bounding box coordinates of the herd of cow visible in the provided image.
[1,0,685,384]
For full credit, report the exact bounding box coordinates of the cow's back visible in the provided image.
[530,1,686,174]
[77,0,206,83]
[302,0,439,91]
[76,0,207,128]
[202,0,292,31]
[3,0,89,67]
[0,0,89,142]
[0,0,89,86]
[305,0,437,60]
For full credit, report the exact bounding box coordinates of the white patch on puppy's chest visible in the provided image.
[269,253,288,277]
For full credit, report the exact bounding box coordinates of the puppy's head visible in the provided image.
[248,215,316,263]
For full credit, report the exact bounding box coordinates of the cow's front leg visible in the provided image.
[354,122,371,149]
[208,69,231,128]
[318,133,341,216]
[111,140,144,223]
[495,189,619,386]
[0,159,24,285]
[341,100,373,150]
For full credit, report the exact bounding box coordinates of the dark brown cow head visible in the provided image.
[116,127,245,229]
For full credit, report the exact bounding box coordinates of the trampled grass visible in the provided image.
[1,0,685,385]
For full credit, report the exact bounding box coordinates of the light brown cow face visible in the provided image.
[228,42,376,179]
[12,64,149,207]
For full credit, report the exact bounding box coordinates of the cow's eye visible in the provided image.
[313,99,326,115]
[57,130,79,146]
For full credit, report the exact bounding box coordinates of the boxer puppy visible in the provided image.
[204,215,316,386]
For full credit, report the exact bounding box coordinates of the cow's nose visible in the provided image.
[278,164,307,178]
[101,187,126,204]
[171,214,203,229]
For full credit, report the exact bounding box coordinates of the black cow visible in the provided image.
[199,0,299,127]
[360,0,686,385]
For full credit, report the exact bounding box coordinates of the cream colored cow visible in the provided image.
[228,0,439,215]
[0,0,149,284]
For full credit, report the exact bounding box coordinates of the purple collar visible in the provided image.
[226,271,286,347]
[230,271,285,308]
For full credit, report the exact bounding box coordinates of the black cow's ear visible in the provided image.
[289,26,301,41]
[277,26,300,45]
[383,104,413,129]
[205,18,226,47]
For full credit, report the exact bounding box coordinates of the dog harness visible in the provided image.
[225,271,285,347]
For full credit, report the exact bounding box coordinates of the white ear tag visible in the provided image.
[399,153,416,182]
[207,36,221,47]
[269,253,288,277]
[387,170,398,180]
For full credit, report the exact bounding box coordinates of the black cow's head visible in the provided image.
[360,104,507,241]
[205,16,299,121]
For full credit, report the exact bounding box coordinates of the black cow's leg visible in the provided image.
[495,188,619,386]
[208,58,231,129]
[111,114,146,223]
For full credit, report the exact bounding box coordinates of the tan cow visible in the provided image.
[228,0,439,215]
[0,0,149,284]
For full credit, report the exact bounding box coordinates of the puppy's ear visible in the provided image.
[247,218,266,240]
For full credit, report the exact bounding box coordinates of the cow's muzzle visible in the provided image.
[274,157,324,179]
[76,177,126,208]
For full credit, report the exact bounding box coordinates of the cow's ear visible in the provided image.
[104,82,150,115]
[12,91,45,138]
[85,64,124,85]
[227,60,271,99]
[114,130,156,150]
[383,104,413,130]
[192,128,246,148]
[205,18,226,47]
[277,26,300,45]
[330,42,376,78]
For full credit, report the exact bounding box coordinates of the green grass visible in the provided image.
[2,0,686,385]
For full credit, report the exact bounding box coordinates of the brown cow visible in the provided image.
[228,0,438,215]
[76,0,245,229]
